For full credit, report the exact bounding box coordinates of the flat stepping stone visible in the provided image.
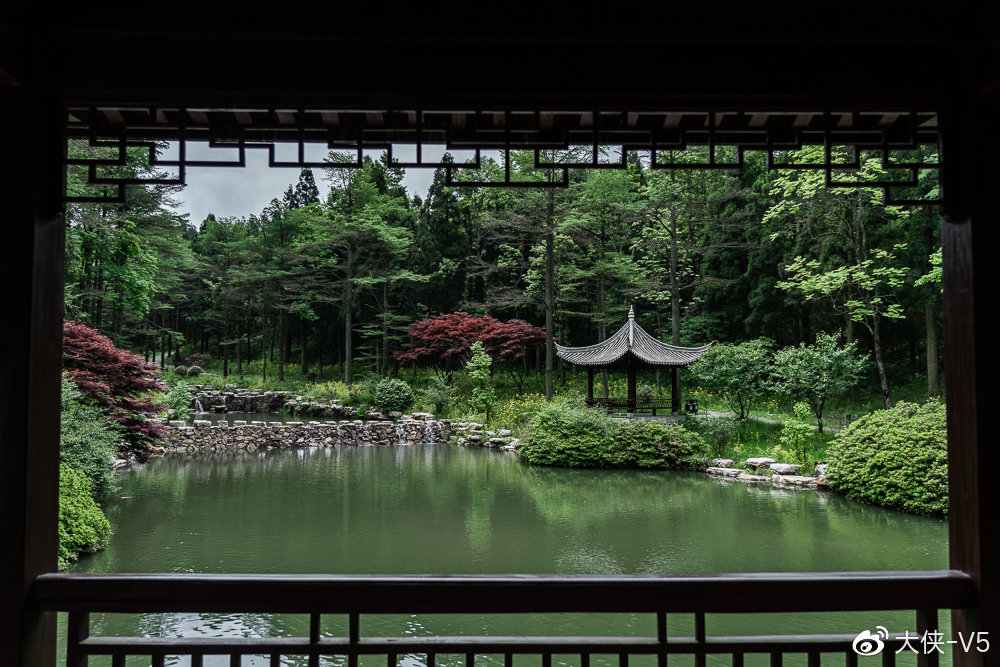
[707,467,743,477]
[771,475,818,488]
[770,463,802,475]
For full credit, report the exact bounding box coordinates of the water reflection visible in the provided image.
[67,444,949,666]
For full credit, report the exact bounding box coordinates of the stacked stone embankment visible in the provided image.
[157,413,451,453]
[453,422,519,451]
[704,456,828,489]
[191,386,289,413]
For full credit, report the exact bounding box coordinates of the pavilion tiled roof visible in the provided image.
[556,307,713,368]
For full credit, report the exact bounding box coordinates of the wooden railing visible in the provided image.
[33,571,977,666]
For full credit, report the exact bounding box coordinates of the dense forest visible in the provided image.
[64,141,942,405]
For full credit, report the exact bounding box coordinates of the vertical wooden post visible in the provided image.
[627,366,636,413]
[0,86,63,666]
[941,91,999,665]
[671,368,680,414]
[587,367,594,404]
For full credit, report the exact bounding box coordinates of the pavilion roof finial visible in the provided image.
[628,305,634,320]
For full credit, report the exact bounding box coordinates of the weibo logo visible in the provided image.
[853,627,889,655]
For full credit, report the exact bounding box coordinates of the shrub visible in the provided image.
[162,382,193,420]
[372,378,414,414]
[517,403,617,467]
[58,462,112,570]
[173,366,190,377]
[825,400,947,516]
[186,365,203,377]
[63,320,166,457]
[683,415,741,457]
[421,376,456,414]
[778,402,816,465]
[518,403,706,469]
[60,375,120,498]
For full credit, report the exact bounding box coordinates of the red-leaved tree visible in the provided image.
[63,320,167,457]
[395,313,547,389]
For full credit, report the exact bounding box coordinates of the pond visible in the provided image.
[68,444,950,666]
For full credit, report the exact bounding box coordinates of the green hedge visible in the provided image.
[58,463,112,570]
[826,400,948,517]
[517,403,706,469]
[372,378,415,414]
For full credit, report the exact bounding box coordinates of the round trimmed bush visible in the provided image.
[173,366,189,377]
[372,378,414,414]
[826,400,947,516]
[186,365,203,377]
[518,403,706,469]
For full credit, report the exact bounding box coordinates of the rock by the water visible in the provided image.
[711,458,735,468]
[707,467,743,478]
[814,463,829,477]
[770,463,802,475]
[746,457,776,467]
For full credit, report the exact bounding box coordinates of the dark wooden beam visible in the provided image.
[0,85,63,667]
[941,89,1000,666]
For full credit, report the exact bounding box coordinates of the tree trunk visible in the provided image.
[222,301,229,378]
[871,315,893,408]
[669,210,681,346]
[300,317,308,374]
[926,304,940,397]
[544,188,555,402]
[262,315,269,381]
[236,319,242,375]
[382,281,390,378]
[317,320,325,379]
[345,248,354,385]
[277,308,285,381]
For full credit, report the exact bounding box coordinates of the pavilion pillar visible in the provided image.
[941,89,1000,665]
[627,367,636,413]
[0,85,63,666]
[671,367,680,414]
[587,367,594,404]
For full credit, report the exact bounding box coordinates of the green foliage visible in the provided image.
[778,402,816,465]
[421,375,456,415]
[684,415,741,457]
[58,462,112,570]
[186,365,203,377]
[60,375,120,498]
[772,332,868,432]
[173,366,189,377]
[518,403,706,469]
[826,400,948,516]
[372,378,415,414]
[161,382,193,419]
[467,342,498,424]
[690,338,774,420]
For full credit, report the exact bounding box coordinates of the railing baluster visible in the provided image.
[152,653,166,667]
[770,651,782,667]
[732,652,744,667]
[467,651,476,667]
[230,653,240,667]
[882,643,896,667]
[807,650,820,667]
[192,654,204,667]
[271,652,282,667]
[310,611,321,667]
[582,652,591,667]
[429,652,437,667]
[657,612,667,667]
[695,612,706,667]
[846,648,858,667]
[349,611,360,667]
[66,610,90,667]
[917,608,939,667]
[112,654,125,667]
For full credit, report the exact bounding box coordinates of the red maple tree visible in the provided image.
[395,312,547,387]
[63,320,167,457]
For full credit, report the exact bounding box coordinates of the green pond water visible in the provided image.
[67,443,951,667]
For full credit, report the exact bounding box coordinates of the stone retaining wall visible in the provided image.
[192,387,290,413]
[160,415,452,453]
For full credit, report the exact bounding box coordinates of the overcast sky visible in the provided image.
[165,143,436,227]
